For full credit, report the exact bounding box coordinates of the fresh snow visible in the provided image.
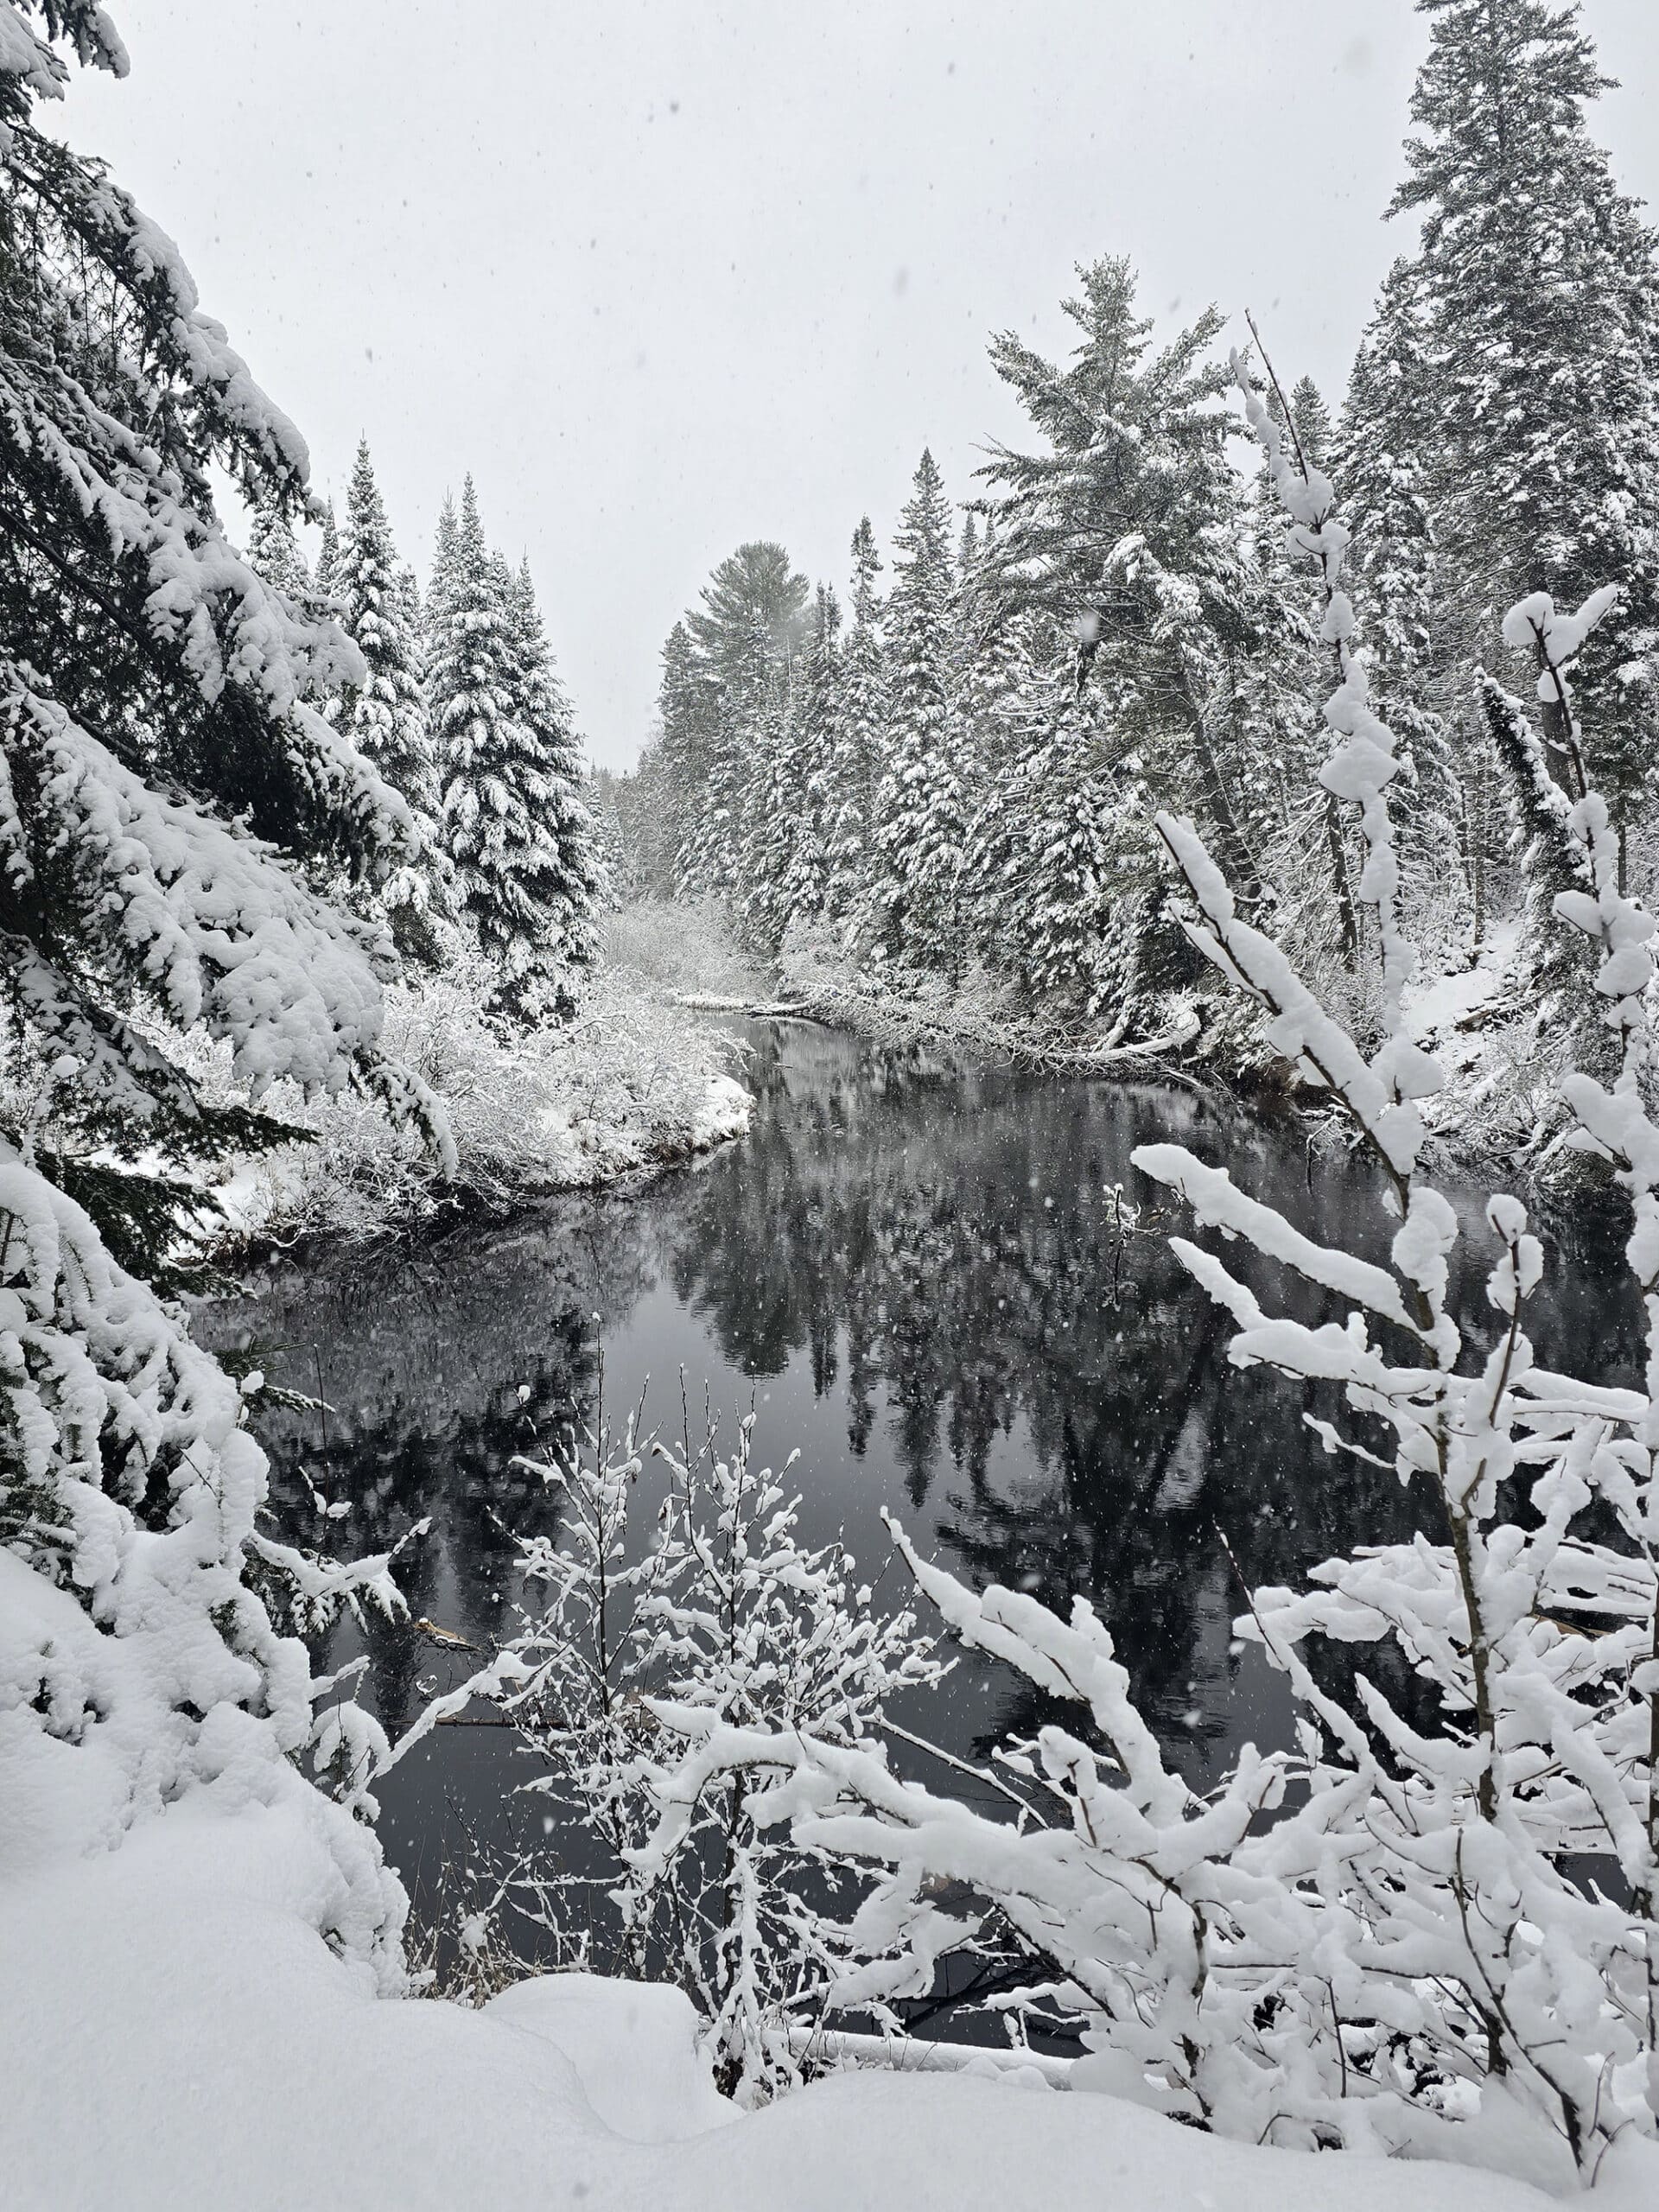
[5,1800,1643,2212]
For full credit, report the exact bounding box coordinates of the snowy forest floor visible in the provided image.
[5,1780,1653,2212]
[197,910,756,1255]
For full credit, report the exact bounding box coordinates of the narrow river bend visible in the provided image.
[200,1017,1641,1915]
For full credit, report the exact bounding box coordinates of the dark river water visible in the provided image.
[200,1018,1642,1921]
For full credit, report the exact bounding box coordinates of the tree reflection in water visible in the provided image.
[201,1016,1643,1884]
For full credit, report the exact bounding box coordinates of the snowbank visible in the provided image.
[3,1786,1650,2211]
[201,949,753,1248]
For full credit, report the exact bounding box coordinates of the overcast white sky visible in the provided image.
[54,2,1659,769]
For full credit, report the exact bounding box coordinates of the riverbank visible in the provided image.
[200,921,756,1255]
[3,1788,1642,2212]
[759,911,1580,1185]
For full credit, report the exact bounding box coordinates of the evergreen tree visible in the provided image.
[1338,261,1471,954]
[338,441,435,817]
[685,540,810,690]
[314,498,340,598]
[679,542,809,899]
[1389,0,1659,830]
[824,518,887,927]
[246,495,310,598]
[745,583,841,950]
[656,619,721,896]
[995,667,1126,1013]
[783,582,840,925]
[336,437,446,960]
[741,662,801,951]
[429,488,606,1013]
[978,258,1274,902]
[1286,374,1333,466]
[426,491,461,635]
[429,480,591,1020]
[584,766,632,906]
[872,450,965,964]
[0,2,436,1927]
[703,605,777,902]
[503,553,605,991]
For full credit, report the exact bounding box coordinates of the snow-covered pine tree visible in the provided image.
[314,496,340,599]
[981,656,1128,1016]
[1389,0,1659,842]
[780,582,841,931]
[703,605,777,905]
[977,259,1275,912]
[1337,259,1471,957]
[583,766,631,906]
[397,559,422,631]
[1286,373,1332,466]
[740,659,801,951]
[425,489,460,635]
[0,2,437,1960]
[246,493,311,599]
[503,553,604,985]
[824,518,887,930]
[429,484,594,1021]
[743,580,842,957]
[336,436,448,961]
[678,542,809,901]
[654,619,720,897]
[871,449,965,967]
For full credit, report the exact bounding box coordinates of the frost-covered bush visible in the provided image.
[197,951,751,1246]
[442,1400,941,2104]
[624,359,1659,2177]
[602,896,771,1004]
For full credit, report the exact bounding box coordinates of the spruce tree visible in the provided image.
[336,437,446,959]
[338,441,436,816]
[1338,261,1471,954]
[741,662,801,952]
[745,582,840,950]
[1286,375,1333,467]
[872,450,965,964]
[703,605,776,902]
[503,553,604,990]
[978,258,1273,903]
[682,542,808,899]
[314,498,340,599]
[785,582,841,925]
[824,518,887,928]
[426,491,461,637]
[246,495,311,598]
[1389,0,1659,830]
[0,1,440,1895]
[428,484,596,1020]
[655,620,720,897]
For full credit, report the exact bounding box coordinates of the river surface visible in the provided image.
[201,1018,1642,1916]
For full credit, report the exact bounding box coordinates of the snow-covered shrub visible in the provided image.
[602,897,771,1004]
[198,950,751,1246]
[446,1399,942,2103]
[624,358,1659,2177]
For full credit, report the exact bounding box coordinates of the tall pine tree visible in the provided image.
[872,449,964,965]
[978,258,1274,905]
[825,518,887,927]
[429,480,593,1020]
[336,437,447,960]
[246,495,310,599]
[503,553,604,996]
[1387,0,1659,833]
